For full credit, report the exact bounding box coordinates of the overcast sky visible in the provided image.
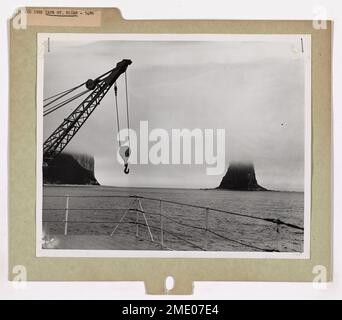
[43,37,307,191]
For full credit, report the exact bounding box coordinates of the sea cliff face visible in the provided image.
[43,152,99,185]
[68,152,95,172]
[218,162,267,191]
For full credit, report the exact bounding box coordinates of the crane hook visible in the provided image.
[124,163,130,174]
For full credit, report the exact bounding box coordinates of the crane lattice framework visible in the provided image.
[43,59,132,165]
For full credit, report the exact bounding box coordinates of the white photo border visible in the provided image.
[36,33,311,259]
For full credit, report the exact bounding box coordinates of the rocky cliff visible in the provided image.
[218,162,267,191]
[69,152,95,173]
[43,152,99,185]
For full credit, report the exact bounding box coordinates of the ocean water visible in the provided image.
[43,185,304,252]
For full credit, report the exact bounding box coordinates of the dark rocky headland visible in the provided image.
[217,162,267,191]
[43,152,99,185]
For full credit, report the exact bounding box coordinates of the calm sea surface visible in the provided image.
[43,185,304,252]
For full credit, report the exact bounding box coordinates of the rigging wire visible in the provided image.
[43,88,90,117]
[43,82,86,103]
[95,67,116,81]
[43,65,113,105]
[44,89,90,116]
[44,88,90,115]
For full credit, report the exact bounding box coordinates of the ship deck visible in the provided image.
[44,234,162,251]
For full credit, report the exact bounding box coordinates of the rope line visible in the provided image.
[42,194,304,231]
[43,64,117,104]
[208,229,277,252]
[43,82,86,103]
[126,209,280,251]
[44,207,302,244]
[264,218,304,231]
[43,65,118,104]
[136,195,304,230]
[94,66,119,82]
[43,89,90,117]
[44,220,136,224]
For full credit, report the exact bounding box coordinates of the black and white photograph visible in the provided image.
[37,33,311,257]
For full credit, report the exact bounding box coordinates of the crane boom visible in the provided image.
[43,59,132,164]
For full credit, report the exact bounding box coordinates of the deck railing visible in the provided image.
[43,194,304,252]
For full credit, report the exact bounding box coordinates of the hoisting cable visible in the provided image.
[123,71,131,174]
[114,80,130,174]
[114,82,121,147]
[124,71,131,151]
[43,88,90,117]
